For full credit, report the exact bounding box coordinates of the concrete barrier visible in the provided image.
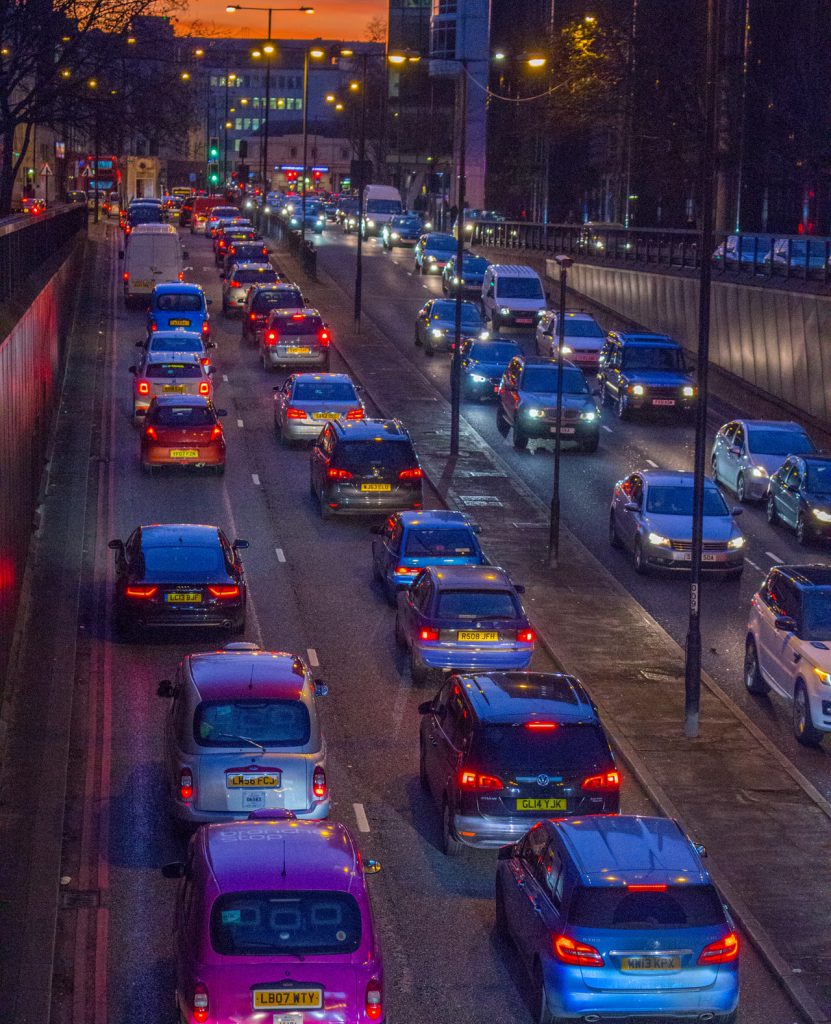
[546,259,831,429]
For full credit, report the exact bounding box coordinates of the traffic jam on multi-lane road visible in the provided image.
[42,182,829,1024]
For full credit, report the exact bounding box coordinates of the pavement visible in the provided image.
[272,224,831,1023]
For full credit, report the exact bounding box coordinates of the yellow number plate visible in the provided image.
[312,412,339,419]
[165,592,202,604]
[133,280,151,289]
[168,319,191,327]
[621,955,681,971]
[516,798,567,811]
[361,483,391,492]
[169,449,199,458]
[253,990,322,1009]
[286,346,311,354]
[227,773,281,788]
[162,385,186,393]
[457,630,499,642]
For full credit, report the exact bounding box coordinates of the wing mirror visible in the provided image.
[314,679,329,697]
[774,615,797,632]
[216,409,228,417]
[135,340,146,348]
[369,523,384,535]
[157,679,175,698]
[108,539,124,552]
[728,445,742,456]
[731,507,743,516]
[233,539,250,549]
[208,366,216,375]
[497,842,517,861]
[219,272,225,279]
[418,700,434,715]
[128,365,137,374]
[207,298,213,305]
[624,501,640,512]
[161,861,186,879]
[206,341,217,349]
[182,250,189,259]
[513,584,526,595]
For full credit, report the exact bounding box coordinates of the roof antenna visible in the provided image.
[281,838,287,878]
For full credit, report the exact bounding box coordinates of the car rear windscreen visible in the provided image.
[156,294,202,312]
[234,269,277,283]
[129,207,162,224]
[149,404,214,426]
[567,885,725,929]
[143,545,223,576]
[211,207,238,219]
[194,698,311,747]
[146,363,203,379]
[229,244,266,260]
[405,528,475,556]
[292,381,356,402]
[150,337,202,353]
[338,440,416,472]
[211,891,362,956]
[435,589,518,619]
[254,290,303,312]
[474,722,611,772]
[274,315,322,335]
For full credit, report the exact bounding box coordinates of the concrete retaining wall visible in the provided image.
[546,259,831,429]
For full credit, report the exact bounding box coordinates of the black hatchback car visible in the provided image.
[109,524,249,637]
[596,332,697,420]
[241,282,303,344]
[310,418,423,518]
[767,453,831,545]
[418,671,619,856]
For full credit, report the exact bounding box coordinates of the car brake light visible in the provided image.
[399,467,423,480]
[150,320,158,332]
[627,883,668,892]
[230,279,241,288]
[286,407,307,419]
[137,379,151,395]
[365,979,382,1021]
[178,271,184,282]
[201,357,210,366]
[250,312,257,320]
[313,765,326,798]
[698,932,739,965]
[180,768,194,802]
[553,934,604,967]
[144,426,158,441]
[327,467,353,480]
[318,329,330,347]
[122,271,129,282]
[581,770,620,791]
[517,629,536,644]
[345,408,365,420]
[201,321,210,335]
[459,770,503,790]
[419,627,440,642]
[199,380,211,395]
[208,585,240,599]
[525,720,557,730]
[192,980,208,1022]
[265,330,278,346]
[125,585,158,599]
[209,424,223,441]
[395,565,421,575]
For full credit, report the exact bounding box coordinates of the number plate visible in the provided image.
[254,989,322,1010]
[652,398,676,406]
[165,592,202,603]
[515,317,533,324]
[169,449,199,458]
[361,483,391,492]
[227,773,281,788]
[676,552,722,562]
[286,346,311,354]
[312,412,339,419]
[516,798,567,811]
[133,280,151,289]
[457,630,499,642]
[621,955,681,971]
[242,791,266,809]
[168,319,191,327]
[162,385,186,393]
[550,426,576,434]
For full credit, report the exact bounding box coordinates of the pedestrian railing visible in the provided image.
[0,204,88,306]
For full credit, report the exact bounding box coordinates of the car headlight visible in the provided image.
[630,384,645,396]
[427,254,437,261]
[682,385,696,398]
[750,466,768,478]
[470,373,488,383]
[479,331,490,340]
[424,221,433,229]
[500,307,511,316]
[526,408,545,418]
[813,509,831,523]
[367,219,376,228]
[813,666,831,685]
[579,410,598,422]
[316,218,324,225]
[431,328,446,338]
[245,201,253,209]
[560,345,573,356]
[452,276,460,284]
[391,232,399,239]
[727,535,745,549]
[648,532,671,547]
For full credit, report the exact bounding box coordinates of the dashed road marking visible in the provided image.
[252,473,260,486]
[645,459,659,468]
[765,551,783,562]
[353,803,370,833]
[307,647,319,667]
[237,418,244,428]
[407,271,413,277]
[222,374,229,383]
[275,547,286,562]
[601,425,613,433]
[746,558,763,573]
[422,284,430,290]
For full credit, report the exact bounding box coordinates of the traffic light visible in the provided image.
[208,163,220,185]
[208,137,220,161]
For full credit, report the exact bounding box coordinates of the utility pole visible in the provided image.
[450,62,467,457]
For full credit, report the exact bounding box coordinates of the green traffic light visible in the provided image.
[209,147,219,159]
[209,173,220,184]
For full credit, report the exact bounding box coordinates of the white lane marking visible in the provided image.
[221,486,263,646]
[353,803,370,833]
[407,271,413,277]
[237,418,244,428]
[602,425,613,433]
[307,647,319,667]
[201,265,213,271]
[391,683,409,741]
[392,260,399,266]
[746,558,763,573]
[765,551,783,562]
[252,473,260,486]
[422,285,430,290]
[222,374,229,382]
[275,547,286,563]
[645,459,659,468]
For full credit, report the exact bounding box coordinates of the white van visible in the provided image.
[122,224,186,308]
[480,264,547,332]
[362,184,403,236]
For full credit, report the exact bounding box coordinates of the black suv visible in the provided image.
[418,671,619,856]
[596,331,697,420]
[241,282,304,344]
[496,355,601,452]
[310,419,423,518]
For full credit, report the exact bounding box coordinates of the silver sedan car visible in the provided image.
[711,419,816,503]
[609,469,745,575]
[273,372,364,443]
[157,641,330,827]
[221,262,279,315]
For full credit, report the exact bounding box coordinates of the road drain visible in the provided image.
[60,889,101,909]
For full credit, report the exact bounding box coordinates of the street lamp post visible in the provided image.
[450,62,468,457]
[546,254,573,568]
[353,52,368,328]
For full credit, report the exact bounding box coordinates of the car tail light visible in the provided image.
[395,566,421,576]
[553,934,604,967]
[313,765,326,798]
[150,320,158,332]
[249,312,258,321]
[199,380,211,396]
[178,271,184,282]
[459,770,503,790]
[122,271,129,282]
[517,629,536,643]
[698,932,739,965]
[327,467,353,480]
[180,768,194,802]
[318,329,331,347]
[201,357,210,366]
[399,467,424,480]
[419,627,439,642]
[365,979,382,1021]
[201,321,210,335]
[627,884,667,892]
[230,279,241,288]
[125,585,158,599]
[144,426,158,441]
[137,379,151,395]
[192,981,208,1022]
[265,330,278,346]
[581,771,620,791]
[345,408,364,420]
[286,407,307,419]
[210,424,223,441]
[208,585,240,599]
[525,720,557,730]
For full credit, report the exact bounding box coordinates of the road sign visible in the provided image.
[40,163,53,177]
[81,166,92,178]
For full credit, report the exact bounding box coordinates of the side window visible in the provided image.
[415,578,434,613]
[444,683,471,749]
[520,824,549,872]
[733,424,745,450]
[538,844,565,908]
[779,579,799,620]
[390,520,404,552]
[630,475,644,506]
[410,572,430,608]
[784,462,800,489]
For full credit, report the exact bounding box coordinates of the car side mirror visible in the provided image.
[207,298,213,305]
[161,861,186,879]
[363,858,381,874]
[497,842,517,861]
[135,340,145,348]
[233,539,250,549]
[108,539,123,551]
[207,341,216,349]
[693,843,707,858]
[215,409,227,417]
[774,615,797,632]
[513,584,526,595]
[728,446,742,457]
[624,501,640,513]
[118,251,124,259]
[731,507,743,516]
[369,523,384,535]
[418,700,434,715]
[157,679,175,698]
[314,679,328,697]
[128,365,137,374]
[182,250,189,259]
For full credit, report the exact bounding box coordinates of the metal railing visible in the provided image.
[255,207,317,279]
[467,221,831,286]
[0,205,88,306]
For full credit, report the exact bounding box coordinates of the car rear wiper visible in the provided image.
[215,732,266,755]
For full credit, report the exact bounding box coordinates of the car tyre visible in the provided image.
[633,536,648,574]
[496,406,510,438]
[441,799,466,858]
[214,464,226,476]
[512,424,528,450]
[414,329,422,347]
[743,638,769,695]
[766,493,778,524]
[711,455,720,485]
[796,512,811,546]
[609,511,622,549]
[736,472,749,503]
[409,647,428,686]
[141,462,154,476]
[534,963,559,1024]
[490,314,500,335]
[394,613,407,649]
[494,878,511,941]
[794,681,823,746]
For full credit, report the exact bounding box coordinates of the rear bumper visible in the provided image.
[454,804,614,848]
[142,445,225,467]
[263,348,328,369]
[280,418,330,441]
[119,604,244,631]
[172,797,330,825]
[323,484,422,515]
[414,643,534,673]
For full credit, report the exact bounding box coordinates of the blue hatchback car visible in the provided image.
[371,510,486,603]
[496,815,740,1024]
[394,564,535,685]
[148,283,211,341]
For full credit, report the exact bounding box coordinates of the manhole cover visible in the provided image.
[458,495,503,507]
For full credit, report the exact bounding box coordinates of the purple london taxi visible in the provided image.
[162,812,384,1024]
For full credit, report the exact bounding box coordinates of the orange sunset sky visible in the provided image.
[174,0,388,40]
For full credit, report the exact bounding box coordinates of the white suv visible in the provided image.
[745,565,831,745]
